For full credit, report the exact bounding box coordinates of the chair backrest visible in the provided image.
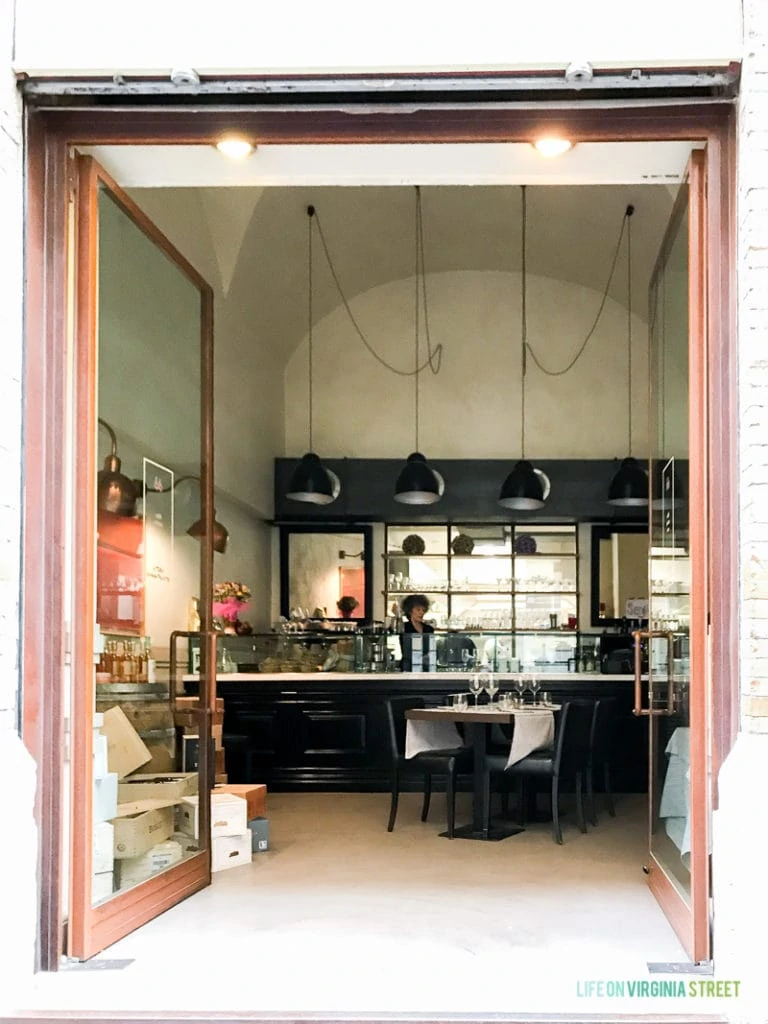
[591,697,618,760]
[384,696,426,759]
[554,699,595,777]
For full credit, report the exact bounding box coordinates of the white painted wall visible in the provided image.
[13,0,742,75]
[285,271,651,461]
[0,5,37,1005]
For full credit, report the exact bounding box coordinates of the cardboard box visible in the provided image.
[176,793,247,839]
[171,831,200,857]
[214,784,267,822]
[92,871,114,903]
[176,696,224,712]
[101,705,152,779]
[212,833,252,873]
[117,772,197,804]
[117,839,183,888]
[174,709,224,730]
[247,817,269,853]
[93,731,109,780]
[93,772,118,824]
[113,804,174,859]
[215,773,228,785]
[93,821,114,874]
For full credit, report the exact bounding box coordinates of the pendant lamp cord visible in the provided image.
[414,187,421,451]
[521,185,528,460]
[626,204,634,456]
[307,205,315,452]
[312,201,442,378]
[525,203,633,377]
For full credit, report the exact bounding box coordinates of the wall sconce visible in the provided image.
[155,475,230,555]
[97,418,139,517]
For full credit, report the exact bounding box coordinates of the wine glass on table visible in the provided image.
[529,675,541,706]
[483,670,499,706]
[514,675,527,707]
[468,672,483,707]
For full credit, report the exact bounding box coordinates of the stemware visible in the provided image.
[514,675,527,705]
[529,675,541,705]
[468,672,483,707]
[483,670,499,705]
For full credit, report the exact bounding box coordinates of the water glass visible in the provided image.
[452,693,468,710]
[541,691,552,707]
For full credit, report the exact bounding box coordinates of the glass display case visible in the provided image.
[187,627,593,675]
[383,523,579,631]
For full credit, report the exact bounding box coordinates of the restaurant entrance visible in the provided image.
[23,93,736,983]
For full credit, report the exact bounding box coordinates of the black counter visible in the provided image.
[184,673,647,794]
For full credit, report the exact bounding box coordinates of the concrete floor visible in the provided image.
[14,792,738,1019]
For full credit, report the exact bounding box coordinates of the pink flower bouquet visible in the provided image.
[213,581,251,624]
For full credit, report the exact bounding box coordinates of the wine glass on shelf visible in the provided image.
[468,672,483,707]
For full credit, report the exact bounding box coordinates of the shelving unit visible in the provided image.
[383,523,579,631]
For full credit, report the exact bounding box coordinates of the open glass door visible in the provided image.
[68,156,216,959]
[640,150,710,962]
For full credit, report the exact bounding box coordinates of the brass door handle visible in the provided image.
[633,630,676,716]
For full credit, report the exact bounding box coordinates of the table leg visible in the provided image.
[441,722,524,842]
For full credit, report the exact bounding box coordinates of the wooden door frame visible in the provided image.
[22,98,738,971]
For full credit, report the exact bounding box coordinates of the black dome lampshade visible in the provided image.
[394,452,444,505]
[97,418,138,517]
[607,456,649,507]
[607,205,648,509]
[286,205,340,507]
[498,460,546,511]
[286,452,341,505]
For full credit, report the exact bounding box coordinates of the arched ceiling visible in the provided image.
[225,183,675,363]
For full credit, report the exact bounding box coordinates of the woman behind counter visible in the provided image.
[401,594,435,635]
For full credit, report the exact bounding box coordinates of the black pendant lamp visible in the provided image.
[608,205,648,507]
[97,418,139,517]
[286,205,340,506]
[499,186,548,512]
[394,187,444,505]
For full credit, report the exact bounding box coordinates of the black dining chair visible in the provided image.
[584,697,618,825]
[384,696,472,839]
[485,700,594,844]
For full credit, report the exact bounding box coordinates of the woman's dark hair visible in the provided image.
[401,594,430,618]
[336,595,359,615]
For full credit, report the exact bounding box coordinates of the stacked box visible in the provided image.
[177,792,251,873]
[113,804,174,858]
[176,793,247,839]
[247,817,270,853]
[117,839,183,889]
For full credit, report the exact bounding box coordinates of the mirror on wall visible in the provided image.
[280,525,373,621]
[590,523,648,626]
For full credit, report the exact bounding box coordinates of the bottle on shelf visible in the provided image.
[145,637,156,683]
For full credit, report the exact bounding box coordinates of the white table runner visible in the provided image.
[405,719,464,759]
[505,710,555,767]
[404,707,554,765]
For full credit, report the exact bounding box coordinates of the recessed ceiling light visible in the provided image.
[532,138,573,158]
[215,136,255,160]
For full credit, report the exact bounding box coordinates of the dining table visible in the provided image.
[404,703,556,841]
